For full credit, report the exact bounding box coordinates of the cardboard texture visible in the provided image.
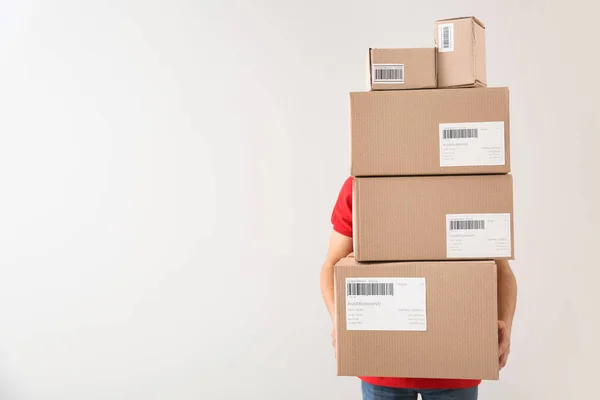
[353,174,514,262]
[335,257,499,380]
[350,87,510,177]
[369,48,437,91]
[434,17,486,88]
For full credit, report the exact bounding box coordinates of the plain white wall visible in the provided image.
[0,0,598,399]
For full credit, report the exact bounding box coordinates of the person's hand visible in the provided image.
[498,320,511,369]
[331,324,337,359]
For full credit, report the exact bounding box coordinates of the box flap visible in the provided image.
[435,16,485,28]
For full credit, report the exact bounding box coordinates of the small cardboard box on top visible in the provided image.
[335,256,499,380]
[434,16,486,88]
[368,48,437,91]
[352,174,514,262]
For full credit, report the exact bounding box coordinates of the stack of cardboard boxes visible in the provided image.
[335,17,514,381]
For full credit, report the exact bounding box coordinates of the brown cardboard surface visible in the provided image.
[335,257,499,380]
[369,48,437,90]
[434,17,486,88]
[353,174,514,262]
[436,16,485,28]
[350,87,510,177]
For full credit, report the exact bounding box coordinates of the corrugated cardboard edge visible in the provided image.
[424,47,438,89]
[470,20,477,86]
[367,48,374,91]
[333,257,343,375]
[442,80,486,88]
[352,179,359,260]
[508,174,515,260]
[336,255,499,268]
[348,93,354,176]
[506,87,512,173]
[333,258,340,373]
[434,47,439,88]
[435,16,485,28]
[473,19,487,86]
[334,253,358,375]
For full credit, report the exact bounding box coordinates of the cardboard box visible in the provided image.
[434,17,486,88]
[350,87,510,177]
[335,256,499,380]
[353,174,514,262]
[368,48,437,91]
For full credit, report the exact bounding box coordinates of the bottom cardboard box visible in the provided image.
[334,256,499,380]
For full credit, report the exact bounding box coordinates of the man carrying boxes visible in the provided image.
[320,17,517,400]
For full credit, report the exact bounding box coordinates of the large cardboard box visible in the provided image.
[368,48,437,91]
[434,17,486,88]
[353,174,514,262]
[335,256,499,380]
[350,87,510,177]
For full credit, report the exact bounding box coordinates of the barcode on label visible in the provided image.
[449,220,486,230]
[373,64,404,83]
[442,26,451,48]
[439,24,454,52]
[347,282,394,296]
[443,128,479,139]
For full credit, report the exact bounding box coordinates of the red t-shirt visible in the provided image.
[331,176,480,390]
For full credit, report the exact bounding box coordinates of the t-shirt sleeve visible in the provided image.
[330,176,353,237]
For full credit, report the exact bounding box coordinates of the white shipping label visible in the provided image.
[345,277,426,331]
[439,121,506,167]
[446,213,512,258]
[438,23,454,52]
[372,64,404,84]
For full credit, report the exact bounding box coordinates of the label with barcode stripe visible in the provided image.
[450,219,485,230]
[443,128,479,139]
[439,121,506,167]
[372,64,404,84]
[347,282,394,296]
[345,277,426,331]
[438,23,454,52]
[446,213,512,258]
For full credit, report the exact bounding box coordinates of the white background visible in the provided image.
[0,1,598,399]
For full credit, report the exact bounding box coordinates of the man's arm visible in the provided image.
[497,259,517,331]
[320,230,353,320]
[497,259,517,368]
